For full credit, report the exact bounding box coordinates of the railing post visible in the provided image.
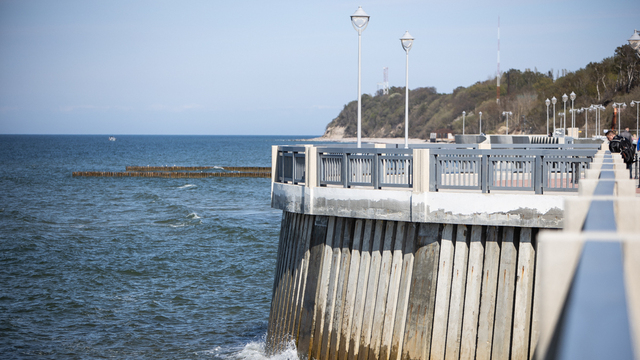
[304,145,317,188]
[535,154,543,194]
[374,151,380,189]
[280,151,286,183]
[292,151,297,185]
[271,145,279,184]
[373,144,385,189]
[481,153,489,193]
[342,152,349,188]
[429,151,437,192]
[412,148,432,193]
[317,150,322,186]
[271,145,279,196]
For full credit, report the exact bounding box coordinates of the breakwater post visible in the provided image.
[72,166,271,178]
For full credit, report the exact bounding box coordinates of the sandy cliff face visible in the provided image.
[321,125,346,139]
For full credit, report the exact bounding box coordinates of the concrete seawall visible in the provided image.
[267,143,640,359]
[267,211,541,360]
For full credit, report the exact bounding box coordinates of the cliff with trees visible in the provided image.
[322,44,640,138]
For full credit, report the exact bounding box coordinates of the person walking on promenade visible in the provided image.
[606,130,635,179]
[621,127,633,144]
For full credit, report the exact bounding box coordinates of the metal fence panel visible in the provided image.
[379,155,412,188]
[542,158,590,191]
[488,156,535,191]
[347,154,375,187]
[435,154,481,190]
[319,154,343,186]
[275,146,598,194]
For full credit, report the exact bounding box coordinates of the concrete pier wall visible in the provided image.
[267,211,541,360]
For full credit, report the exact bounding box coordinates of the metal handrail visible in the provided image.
[276,147,306,185]
[316,147,413,189]
[274,146,599,193]
[490,143,601,150]
[430,149,597,193]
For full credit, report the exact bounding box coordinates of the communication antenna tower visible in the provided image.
[377,67,389,95]
[497,16,500,104]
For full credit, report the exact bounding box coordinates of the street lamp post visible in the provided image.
[552,96,557,133]
[631,100,640,138]
[545,98,551,135]
[595,106,599,136]
[351,6,370,148]
[558,112,565,136]
[462,111,466,135]
[502,111,512,135]
[591,104,605,136]
[570,91,576,130]
[479,111,483,134]
[579,107,592,138]
[569,108,579,136]
[612,102,627,133]
[400,31,414,149]
[576,109,583,137]
[598,105,605,135]
[562,93,568,135]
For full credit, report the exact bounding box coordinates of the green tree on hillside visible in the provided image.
[323,45,640,138]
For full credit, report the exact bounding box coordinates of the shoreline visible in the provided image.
[304,136,428,144]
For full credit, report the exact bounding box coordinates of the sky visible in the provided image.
[1,0,639,136]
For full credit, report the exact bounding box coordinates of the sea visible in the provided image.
[0,135,322,359]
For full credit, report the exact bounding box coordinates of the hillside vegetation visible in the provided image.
[323,44,640,138]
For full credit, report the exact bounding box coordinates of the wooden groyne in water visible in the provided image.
[72,171,270,178]
[73,166,271,178]
[125,166,271,172]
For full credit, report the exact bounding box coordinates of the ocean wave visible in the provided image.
[158,212,202,227]
[133,192,161,201]
[177,184,196,189]
[228,340,298,360]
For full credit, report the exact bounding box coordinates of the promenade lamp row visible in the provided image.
[351,19,640,143]
[539,30,640,139]
[459,90,637,139]
[542,96,639,139]
[350,7,414,148]
[614,101,640,138]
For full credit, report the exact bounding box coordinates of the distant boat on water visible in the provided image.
[109,136,116,141]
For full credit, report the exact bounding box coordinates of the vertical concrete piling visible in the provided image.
[266,212,541,360]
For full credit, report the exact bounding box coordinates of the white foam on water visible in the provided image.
[187,212,201,219]
[178,184,196,189]
[197,346,222,356]
[230,340,298,360]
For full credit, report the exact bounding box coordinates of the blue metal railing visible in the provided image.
[276,146,306,184]
[317,147,413,189]
[429,149,597,194]
[274,144,600,193]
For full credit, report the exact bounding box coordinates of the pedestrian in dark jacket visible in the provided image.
[607,130,635,178]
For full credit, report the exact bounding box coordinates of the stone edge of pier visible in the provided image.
[271,183,565,228]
